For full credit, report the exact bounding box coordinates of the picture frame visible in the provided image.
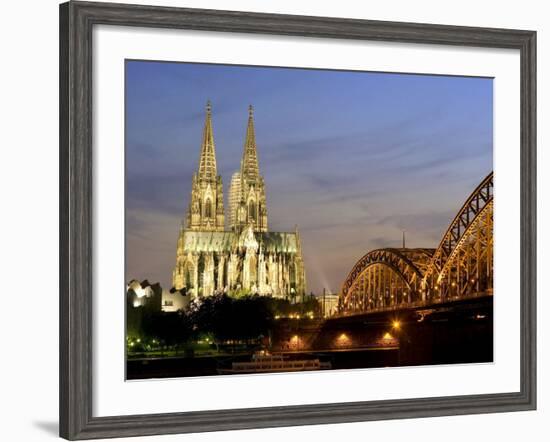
[59,1,536,439]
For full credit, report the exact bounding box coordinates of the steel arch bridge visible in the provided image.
[338,172,493,315]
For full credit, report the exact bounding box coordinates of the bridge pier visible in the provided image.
[398,300,493,366]
[324,296,493,367]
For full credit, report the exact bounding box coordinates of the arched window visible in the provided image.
[248,201,256,222]
[205,199,212,219]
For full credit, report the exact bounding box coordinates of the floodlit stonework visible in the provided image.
[172,103,306,299]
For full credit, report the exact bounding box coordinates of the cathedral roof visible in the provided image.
[258,232,300,253]
[181,231,234,252]
[180,230,300,254]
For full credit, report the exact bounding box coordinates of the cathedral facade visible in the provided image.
[172,102,306,299]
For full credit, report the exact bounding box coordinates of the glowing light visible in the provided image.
[383,332,393,340]
[336,333,351,347]
[392,320,401,330]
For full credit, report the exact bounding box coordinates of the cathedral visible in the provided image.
[172,102,306,299]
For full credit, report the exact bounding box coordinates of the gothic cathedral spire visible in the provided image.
[229,105,268,233]
[241,105,260,181]
[185,101,225,232]
[198,100,217,181]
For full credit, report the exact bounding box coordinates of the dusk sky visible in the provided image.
[125,60,493,294]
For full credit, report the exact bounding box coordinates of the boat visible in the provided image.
[217,351,331,374]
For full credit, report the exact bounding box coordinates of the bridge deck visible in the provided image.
[331,292,493,321]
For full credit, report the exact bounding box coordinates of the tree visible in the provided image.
[141,311,192,347]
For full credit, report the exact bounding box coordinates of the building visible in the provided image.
[161,288,190,312]
[319,292,339,318]
[172,102,306,299]
[127,280,190,313]
[127,279,162,311]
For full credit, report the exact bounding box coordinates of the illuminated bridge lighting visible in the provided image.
[338,172,493,316]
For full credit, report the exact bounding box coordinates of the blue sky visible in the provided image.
[125,60,493,294]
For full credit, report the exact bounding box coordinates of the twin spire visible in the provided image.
[190,101,268,233]
[197,101,260,182]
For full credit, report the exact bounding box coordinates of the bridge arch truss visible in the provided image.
[340,248,430,312]
[338,172,494,315]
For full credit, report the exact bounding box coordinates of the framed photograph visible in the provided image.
[59,1,536,439]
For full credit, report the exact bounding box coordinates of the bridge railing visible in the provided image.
[335,290,492,318]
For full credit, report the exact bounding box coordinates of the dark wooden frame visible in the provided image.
[59,1,537,439]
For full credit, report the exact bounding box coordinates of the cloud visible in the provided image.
[369,235,401,249]
[126,173,189,217]
[124,61,493,294]
[126,208,182,286]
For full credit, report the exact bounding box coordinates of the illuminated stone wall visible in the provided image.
[172,225,306,298]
